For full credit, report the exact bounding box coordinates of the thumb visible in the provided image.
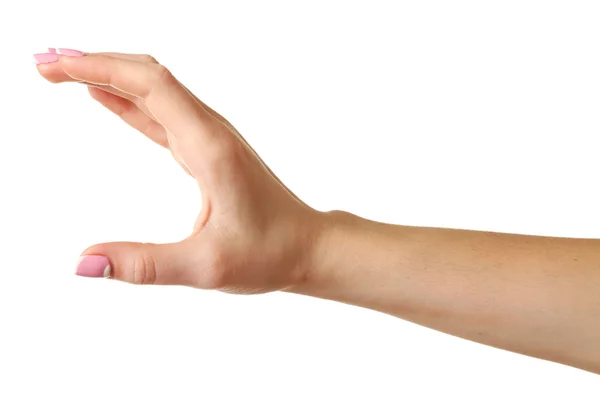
[76,240,200,286]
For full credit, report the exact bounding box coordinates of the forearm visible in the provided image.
[295,211,600,373]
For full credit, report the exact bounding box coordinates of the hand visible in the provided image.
[36,50,323,294]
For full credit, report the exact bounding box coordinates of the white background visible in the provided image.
[0,0,599,396]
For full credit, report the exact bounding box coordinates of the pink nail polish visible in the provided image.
[48,48,57,54]
[57,48,85,57]
[33,53,59,64]
[76,255,111,278]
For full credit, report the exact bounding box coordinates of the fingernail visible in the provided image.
[33,53,59,64]
[57,48,85,57]
[48,48,57,54]
[76,255,111,278]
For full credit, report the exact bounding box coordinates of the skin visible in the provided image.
[37,52,600,374]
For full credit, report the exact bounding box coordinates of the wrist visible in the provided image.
[289,209,361,295]
[289,209,418,312]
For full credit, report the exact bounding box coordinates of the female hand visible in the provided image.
[35,50,600,373]
[35,49,322,294]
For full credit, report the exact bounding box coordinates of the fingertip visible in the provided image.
[33,53,59,65]
[57,53,78,67]
[35,62,51,73]
[35,63,64,83]
[75,255,112,278]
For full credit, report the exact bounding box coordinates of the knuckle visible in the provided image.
[131,245,157,285]
[144,64,176,99]
[141,54,159,64]
[152,64,173,84]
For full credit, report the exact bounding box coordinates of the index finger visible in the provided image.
[58,54,222,147]
[36,51,156,84]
